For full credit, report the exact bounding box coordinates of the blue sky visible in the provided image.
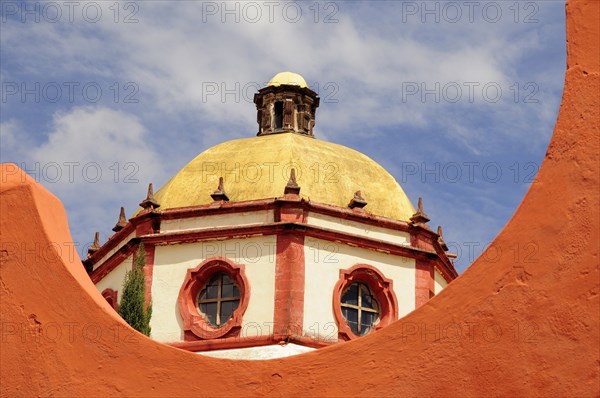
[1,1,566,272]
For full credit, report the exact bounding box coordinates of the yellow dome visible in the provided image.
[267,72,308,88]
[152,133,415,221]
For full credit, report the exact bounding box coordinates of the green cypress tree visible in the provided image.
[118,243,152,336]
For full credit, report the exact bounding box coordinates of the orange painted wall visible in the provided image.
[0,0,598,395]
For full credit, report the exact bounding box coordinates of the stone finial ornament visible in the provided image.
[112,207,127,232]
[139,183,160,210]
[437,225,449,251]
[87,232,101,257]
[348,191,367,209]
[210,177,230,202]
[284,168,301,195]
[410,197,431,228]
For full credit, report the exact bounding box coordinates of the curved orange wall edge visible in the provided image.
[1,1,598,396]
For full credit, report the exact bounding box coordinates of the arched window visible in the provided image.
[274,101,283,129]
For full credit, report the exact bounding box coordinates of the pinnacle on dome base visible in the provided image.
[348,191,367,210]
[112,207,127,232]
[210,177,230,202]
[437,225,449,251]
[284,168,301,196]
[139,183,160,210]
[87,232,101,257]
[410,197,431,230]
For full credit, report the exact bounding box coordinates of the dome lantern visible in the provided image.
[254,72,320,137]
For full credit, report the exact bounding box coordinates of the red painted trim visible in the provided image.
[90,241,138,284]
[83,223,136,268]
[88,197,442,259]
[332,264,399,341]
[177,257,250,340]
[431,244,457,283]
[156,198,278,221]
[133,212,160,237]
[137,223,433,261]
[143,244,155,308]
[89,200,457,288]
[302,224,435,260]
[91,222,457,287]
[273,232,305,339]
[169,334,331,353]
[171,335,275,352]
[156,197,413,234]
[101,288,118,311]
[307,201,411,232]
[291,334,332,349]
[415,260,434,309]
[276,203,307,223]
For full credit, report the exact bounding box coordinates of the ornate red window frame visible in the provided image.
[101,288,118,310]
[332,264,398,341]
[178,257,250,340]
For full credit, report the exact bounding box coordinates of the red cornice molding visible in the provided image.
[307,201,412,232]
[90,222,457,285]
[84,211,159,265]
[157,197,414,233]
[87,197,415,264]
[90,241,138,284]
[159,198,278,220]
[89,197,458,284]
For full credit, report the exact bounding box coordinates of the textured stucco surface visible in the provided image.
[0,0,598,395]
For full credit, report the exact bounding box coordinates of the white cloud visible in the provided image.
[9,106,164,250]
[0,1,567,268]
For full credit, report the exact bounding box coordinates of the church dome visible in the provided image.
[267,71,308,88]
[153,133,415,221]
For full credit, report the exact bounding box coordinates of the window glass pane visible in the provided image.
[342,307,358,323]
[222,273,232,285]
[341,284,358,305]
[205,283,218,299]
[342,307,359,334]
[200,302,218,326]
[360,311,378,335]
[220,299,240,323]
[198,288,207,301]
[233,285,240,297]
[221,280,236,297]
[361,287,376,310]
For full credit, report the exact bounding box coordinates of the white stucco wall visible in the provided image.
[198,343,315,360]
[93,232,135,271]
[302,237,415,342]
[434,268,448,294]
[160,210,273,233]
[307,212,410,246]
[150,236,277,342]
[94,255,133,304]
